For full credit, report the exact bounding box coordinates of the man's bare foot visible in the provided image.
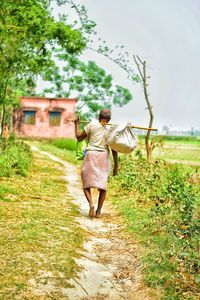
[89,206,95,217]
[95,210,101,218]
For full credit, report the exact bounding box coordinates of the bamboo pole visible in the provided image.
[68,119,158,131]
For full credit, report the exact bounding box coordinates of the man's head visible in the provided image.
[99,109,111,123]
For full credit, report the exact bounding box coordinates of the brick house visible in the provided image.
[13,96,77,139]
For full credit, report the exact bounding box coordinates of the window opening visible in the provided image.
[24,111,36,125]
[49,111,61,126]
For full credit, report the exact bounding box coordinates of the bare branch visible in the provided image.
[133,55,144,81]
[136,55,144,66]
[133,55,154,161]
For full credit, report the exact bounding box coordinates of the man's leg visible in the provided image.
[96,189,106,217]
[83,188,95,217]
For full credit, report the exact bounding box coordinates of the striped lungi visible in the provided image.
[81,150,111,191]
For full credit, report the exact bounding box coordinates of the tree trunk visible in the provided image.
[143,62,154,162]
[1,106,6,136]
[133,56,154,162]
[10,107,13,131]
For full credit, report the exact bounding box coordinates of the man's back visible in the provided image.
[84,120,109,152]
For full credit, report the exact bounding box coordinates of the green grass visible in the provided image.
[135,137,200,164]
[162,140,200,146]
[26,140,80,165]
[153,146,200,163]
[139,135,200,144]
[0,151,84,299]
[161,135,199,142]
[51,138,77,151]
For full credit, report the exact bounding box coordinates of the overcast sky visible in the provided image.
[41,0,200,131]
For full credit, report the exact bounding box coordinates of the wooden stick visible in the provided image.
[68,119,158,131]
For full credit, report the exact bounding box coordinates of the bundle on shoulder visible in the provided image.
[105,123,138,154]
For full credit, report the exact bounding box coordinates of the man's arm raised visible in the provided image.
[75,117,87,141]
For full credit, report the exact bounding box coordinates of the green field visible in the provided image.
[136,136,200,164]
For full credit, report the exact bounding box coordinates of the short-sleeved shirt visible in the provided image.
[84,120,109,152]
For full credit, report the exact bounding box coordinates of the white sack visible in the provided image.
[106,123,138,154]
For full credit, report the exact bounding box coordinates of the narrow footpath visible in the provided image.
[32,147,158,300]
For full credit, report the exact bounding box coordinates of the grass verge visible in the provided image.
[0,151,84,299]
[108,154,200,300]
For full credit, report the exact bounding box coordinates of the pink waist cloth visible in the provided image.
[81,150,111,191]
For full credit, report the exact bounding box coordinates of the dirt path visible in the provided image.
[32,147,157,300]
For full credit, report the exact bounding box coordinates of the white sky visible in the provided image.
[38,0,200,131]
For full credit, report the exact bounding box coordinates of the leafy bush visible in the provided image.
[51,138,77,151]
[0,134,32,177]
[110,152,200,299]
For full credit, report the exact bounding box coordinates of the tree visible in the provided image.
[42,50,132,118]
[62,0,156,160]
[0,0,85,133]
[133,56,154,161]
[0,78,37,131]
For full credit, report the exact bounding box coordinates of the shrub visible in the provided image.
[0,134,32,177]
[110,152,200,299]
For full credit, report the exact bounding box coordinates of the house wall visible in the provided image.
[14,97,77,139]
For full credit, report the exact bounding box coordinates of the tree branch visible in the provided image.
[133,55,144,81]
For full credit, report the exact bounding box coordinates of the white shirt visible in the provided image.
[84,120,109,151]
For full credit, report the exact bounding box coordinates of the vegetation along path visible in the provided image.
[31,147,158,300]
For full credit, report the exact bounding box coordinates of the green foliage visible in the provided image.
[0,0,85,78]
[0,135,32,176]
[110,154,200,299]
[57,0,97,40]
[42,51,132,118]
[0,0,85,126]
[51,138,77,151]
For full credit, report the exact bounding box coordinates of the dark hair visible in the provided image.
[99,109,111,122]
